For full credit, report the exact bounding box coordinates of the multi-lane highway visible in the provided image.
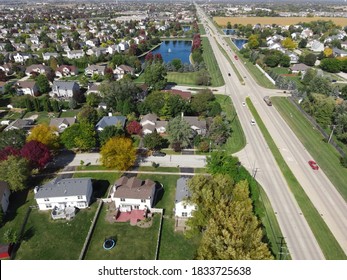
[196,4,347,259]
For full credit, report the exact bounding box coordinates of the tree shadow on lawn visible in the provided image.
[153,182,165,207]
[4,188,30,223]
[91,179,110,201]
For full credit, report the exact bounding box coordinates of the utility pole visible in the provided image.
[328,125,336,143]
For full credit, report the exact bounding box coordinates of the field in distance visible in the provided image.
[214,17,347,27]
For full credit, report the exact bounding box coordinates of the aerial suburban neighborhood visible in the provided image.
[0,0,347,268]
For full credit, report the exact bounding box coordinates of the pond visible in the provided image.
[232,39,248,50]
[223,29,236,35]
[146,40,192,64]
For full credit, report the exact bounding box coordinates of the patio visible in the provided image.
[105,202,146,226]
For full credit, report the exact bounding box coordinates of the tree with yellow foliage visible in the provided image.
[100,137,136,170]
[281,37,297,50]
[27,124,59,150]
[323,47,333,58]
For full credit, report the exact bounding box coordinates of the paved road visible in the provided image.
[55,152,207,169]
[196,5,325,259]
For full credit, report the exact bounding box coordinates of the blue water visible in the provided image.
[232,39,248,50]
[148,40,192,64]
[223,29,236,35]
[182,26,191,32]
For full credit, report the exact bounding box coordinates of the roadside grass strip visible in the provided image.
[246,97,347,260]
[201,37,225,87]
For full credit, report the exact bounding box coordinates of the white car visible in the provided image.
[251,119,256,126]
[242,102,246,107]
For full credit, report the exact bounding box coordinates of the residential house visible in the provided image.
[13,52,32,63]
[0,181,11,213]
[174,177,196,218]
[28,35,39,45]
[85,65,106,77]
[118,41,129,51]
[34,178,93,213]
[110,176,156,212]
[85,38,100,48]
[4,119,34,132]
[86,83,101,95]
[66,50,85,59]
[0,63,14,76]
[286,52,299,64]
[42,52,58,61]
[107,44,120,54]
[25,64,51,76]
[140,113,167,135]
[309,40,325,52]
[51,81,80,98]
[183,116,207,136]
[113,64,135,80]
[49,117,76,133]
[290,63,311,75]
[95,116,127,131]
[15,81,39,96]
[300,28,313,39]
[341,41,347,49]
[333,47,347,58]
[55,65,78,78]
[86,47,107,57]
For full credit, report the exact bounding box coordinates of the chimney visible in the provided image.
[34,186,39,194]
[108,112,112,117]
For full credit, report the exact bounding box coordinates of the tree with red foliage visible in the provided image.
[0,146,20,161]
[126,121,142,135]
[154,54,163,63]
[20,140,51,169]
[145,52,154,62]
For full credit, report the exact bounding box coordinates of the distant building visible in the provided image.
[49,117,76,133]
[95,116,127,131]
[15,81,39,96]
[51,81,80,98]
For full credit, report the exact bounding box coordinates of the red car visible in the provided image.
[308,160,319,170]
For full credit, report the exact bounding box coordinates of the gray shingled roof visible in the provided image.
[49,117,76,128]
[175,177,191,203]
[95,116,126,130]
[52,81,78,90]
[34,178,92,199]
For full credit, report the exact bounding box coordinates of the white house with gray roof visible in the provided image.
[49,117,76,133]
[51,81,80,98]
[95,116,127,131]
[174,177,196,218]
[34,178,93,211]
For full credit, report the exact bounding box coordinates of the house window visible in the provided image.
[120,198,125,202]
[183,205,186,209]
[44,198,50,202]
[77,195,83,199]
[46,204,52,208]
[134,205,140,209]
[182,212,188,217]
[141,199,146,203]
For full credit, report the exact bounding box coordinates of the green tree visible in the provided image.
[0,129,26,150]
[279,55,290,67]
[320,58,341,73]
[0,156,30,192]
[247,34,260,49]
[309,76,333,95]
[86,92,101,107]
[143,130,165,150]
[207,150,240,177]
[77,106,99,125]
[100,137,136,170]
[304,53,317,66]
[196,69,211,86]
[191,89,215,115]
[60,123,96,151]
[98,125,125,146]
[143,62,167,90]
[208,115,231,146]
[302,68,317,85]
[281,37,297,50]
[35,74,51,94]
[167,116,192,149]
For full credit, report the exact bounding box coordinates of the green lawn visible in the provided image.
[73,172,120,190]
[15,203,98,259]
[272,97,347,201]
[0,110,23,121]
[216,95,246,154]
[84,203,161,260]
[158,218,200,260]
[201,37,224,87]
[247,97,347,260]
[138,166,180,173]
[60,109,80,118]
[22,111,55,125]
[198,24,206,35]
[270,67,290,75]
[226,38,276,89]
[167,72,199,85]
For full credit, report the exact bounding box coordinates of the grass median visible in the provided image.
[246,97,347,260]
